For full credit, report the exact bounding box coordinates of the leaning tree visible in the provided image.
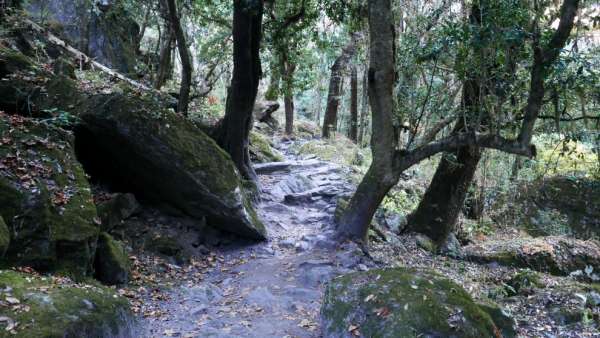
[337,0,580,243]
[213,0,263,181]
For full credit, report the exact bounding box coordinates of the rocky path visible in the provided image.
[142,141,374,338]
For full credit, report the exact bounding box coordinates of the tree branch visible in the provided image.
[518,0,579,144]
[395,132,536,173]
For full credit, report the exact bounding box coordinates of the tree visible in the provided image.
[166,0,193,115]
[358,64,369,146]
[407,0,520,244]
[322,33,359,138]
[349,65,358,142]
[337,0,580,243]
[264,0,316,135]
[155,0,175,90]
[213,0,263,181]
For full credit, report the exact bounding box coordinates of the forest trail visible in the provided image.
[142,140,373,338]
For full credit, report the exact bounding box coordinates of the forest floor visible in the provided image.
[129,137,599,338]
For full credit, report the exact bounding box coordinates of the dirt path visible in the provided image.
[142,141,373,338]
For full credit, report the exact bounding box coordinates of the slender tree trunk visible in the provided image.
[155,1,174,90]
[280,50,296,135]
[137,3,152,54]
[322,34,359,138]
[166,0,193,115]
[265,54,280,101]
[214,0,263,181]
[358,65,369,146]
[338,0,398,242]
[349,66,359,142]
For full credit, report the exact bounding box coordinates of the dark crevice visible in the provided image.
[74,125,142,197]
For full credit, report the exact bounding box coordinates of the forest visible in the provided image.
[0,0,599,337]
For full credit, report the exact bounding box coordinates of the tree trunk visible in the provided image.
[214,0,263,181]
[406,3,486,244]
[337,0,398,242]
[284,92,294,135]
[166,0,193,115]
[280,50,296,135]
[358,65,369,146]
[154,1,174,90]
[265,55,280,101]
[349,66,358,142]
[322,34,359,138]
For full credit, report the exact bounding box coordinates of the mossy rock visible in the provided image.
[96,193,140,232]
[506,269,543,295]
[0,216,9,257]
[94,232,130,285]
[0,270,135,337]
[249,131,284,163]
[0,47,84,116]
[498,177,600,239]
[0,114,100,277]
[26,0,139,74]
[146,235,183,257]
[321,267,510,338]
[464,236,600,278]
[76,93,265,240]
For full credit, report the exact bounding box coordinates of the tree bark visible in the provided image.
[214,0,263,181]
[280,50,296,135]
[154,0,175,90]
[337,0,398,242]
[166,0,193,115]
[322,34,359,138]
[358,64,369,146]
[349,66,358,142]
[406,2,485,243]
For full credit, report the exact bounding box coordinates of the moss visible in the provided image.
[249,131,284,163]
[146,235,182,257]
[77,93,266,239]
[0,177,24,223]
[94,233,130,285]
[322,268,505,338]
[0,114,99,277]
[290,137,367,168]
[0,46,34,76]
[506,269,543,294]
[0,216,9,257]
[0,270,133,337]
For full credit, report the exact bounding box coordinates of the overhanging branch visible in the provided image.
[395,132,536,173]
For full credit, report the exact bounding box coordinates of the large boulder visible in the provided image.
[494,177,600,238]
[463,236,600,277]
[94,232,130,285]
[26,0,139,74]
[75,93,266,240]
[0,113,99,277]
[321,267,513,338]
[0,269,135,337]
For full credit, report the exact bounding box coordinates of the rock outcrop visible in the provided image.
[464,236,600,277]
[26,0,139,74]
[0,270,135,337]
[94,232,130,285]
[75,93,266,240]
[321,267,515,338]
[494,177,600,238]
[0,113,99,277]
